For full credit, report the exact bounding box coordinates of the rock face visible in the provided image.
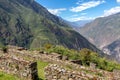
[102,39,120,62]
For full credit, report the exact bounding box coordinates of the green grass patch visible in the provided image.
[37,61,49,80]
[0,71,19,80]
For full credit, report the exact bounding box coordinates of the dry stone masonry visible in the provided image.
[44,64,114,80]
[45,64,89,80]
[0,45,120,80]
[0,55,38,80]
[0,46,39,80]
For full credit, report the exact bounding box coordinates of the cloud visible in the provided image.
[48,8,66,15]
[76,0,84,5]
[70,0,105,12]
[117,0,120,3]
[103,6,120,16]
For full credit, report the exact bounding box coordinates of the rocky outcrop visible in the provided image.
[102,39,120,62]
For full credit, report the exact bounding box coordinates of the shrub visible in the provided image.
[42,45,120,71]
[2,46,8,53]
[44,43,53,50]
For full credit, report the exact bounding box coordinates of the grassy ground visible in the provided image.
[0,71,20,80]
[37,61,49,80]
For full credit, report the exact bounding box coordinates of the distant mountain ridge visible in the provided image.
[79,12,120,49]
[78,12,120,62]
[66,20,92,28]
[0,0,102,54]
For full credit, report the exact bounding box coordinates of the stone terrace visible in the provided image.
[0,45,120,80]
[0,46,38,80]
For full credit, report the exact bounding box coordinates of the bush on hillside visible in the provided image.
[43,45,120,71]
[2,46,8,53]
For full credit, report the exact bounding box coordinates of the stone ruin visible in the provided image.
[1,45,120,80]
[0,55,38,80]
[44,64,120,80]
[50,52,68,60]
[90,62,96,69]
[44,64,100,80]
[113,69,120,79]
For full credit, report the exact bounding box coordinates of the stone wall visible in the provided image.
[0,55,38,80]
[1,45,120,80]
[45,64,120,80]
[45,64,101,80]
[113,69,120,79]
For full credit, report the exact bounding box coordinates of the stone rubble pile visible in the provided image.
[45,64,115,80]
[0,46,38,80]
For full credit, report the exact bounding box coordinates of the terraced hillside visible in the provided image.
[0,45,120,80]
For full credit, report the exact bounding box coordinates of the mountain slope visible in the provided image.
[78,13,120,62]
[79,13,120,49]
[0,0,101,53]
[103,39,120,62]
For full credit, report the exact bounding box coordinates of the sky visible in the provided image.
[36,0,120,22]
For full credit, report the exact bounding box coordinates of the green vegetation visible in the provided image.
[2,46,8,53]
[0,71,19,80]
[37,61,49,80]
[0,45,8,53]
[0,0,101,53]
[0,61,49,80]
[44,45,120,71]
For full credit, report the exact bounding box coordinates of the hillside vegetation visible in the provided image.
[43,44,120,71]
[0,0,101,54]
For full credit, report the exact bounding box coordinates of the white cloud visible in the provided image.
[103,6,120,16]
[70,0,105,12]
[76,0,84,5]
[117,0,120,3]
[48,8,66,15]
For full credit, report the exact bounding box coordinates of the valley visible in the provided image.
[0,0,120,79]
[78,13,120,63]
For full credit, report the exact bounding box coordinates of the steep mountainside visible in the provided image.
[103,39,120,62]
[0,0,101,53]
[79,13,120,49]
